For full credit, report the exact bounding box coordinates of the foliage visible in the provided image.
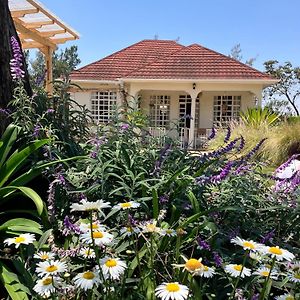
[29,45,81,88]
[8,80,92,157]
[240,107,280,128]
[264,60,300,116]
[263,98,293,116]
[229,43,257,66]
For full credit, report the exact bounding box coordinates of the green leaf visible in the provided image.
[37,229,53,250]
[0,186,44,215]
[0,262,30,300]
[0,139,49,187]
[0,218,42,234]
[152,189,159,219]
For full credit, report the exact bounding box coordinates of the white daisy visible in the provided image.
[70,199,111,212]
[275,294,295,300]
[198,265,215,278]
[79,247,96,259]
[33,276,60,298]
[120,226,140,237]
[73,271,101,291]
[288,271,300,283]
[224,264,251,278]
[79,221,106,233]
[101,257,126,280]
[253,267,278,279]
[231,236,263,252]
[36,260,68,277]
[160,228,177,237]
[155,282,189,300]
[4,233,36,248]
[141,220,161,234]
[80,230,114,246]
[287,260,300,273]
[173,257,204,275]
[114,201,140,210]
[34,251,56,261]
[262,246,295,261]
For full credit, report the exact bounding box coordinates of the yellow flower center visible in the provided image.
[294,273,300,279]
[203,266,209,271]
[85,249,93,255]
[146,224,157,232]
[261,271,269,277]
[46,265,58,272]
[120,202,132,208]
[126,227,133,232]
[166,283,180,292]
[15,237,26,243]
[40,254,49,260]
[42,277,52,286]
[286,297,294,300]
[268,246,283,255]
[91,223,99,229]
[83,271,95,280]
[166,229,173,234]
[185,259,203,271]
[105,259,117,268]
[234,265,243,271]
[92,231,104,239]
[242,241,255,249]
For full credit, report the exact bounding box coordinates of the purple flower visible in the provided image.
[151,143,171,176]
[128,214,138,226]
[46,109,55,114]
[33,124,41,138]
[237,135,245,152]
[159,194,169,204]
[120,123,130,131]
[224,127,231,143]
[35,71,46,86]
[207,127,216,140]
[251,294,259,300]
[10,36,25,80]
[260,229,275,244]
[62,216,81,236]
[213,251,223,267]
[90,151,97,159]
[197,237,211,250]
[0,108,11,116]
[242,138,267,161]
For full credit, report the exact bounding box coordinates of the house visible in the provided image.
[69,39,276,148]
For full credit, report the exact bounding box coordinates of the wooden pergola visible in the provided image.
[8,0,80,93]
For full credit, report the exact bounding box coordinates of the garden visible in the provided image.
[0,31,300,300]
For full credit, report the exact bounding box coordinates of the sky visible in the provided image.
[38,0,299,72]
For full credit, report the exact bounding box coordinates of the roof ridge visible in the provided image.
[122,43,187,78]
[187,43,269,77]
[74,39,183,73]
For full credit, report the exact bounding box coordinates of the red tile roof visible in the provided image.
[70,40,184,81]
[70,40,273,81]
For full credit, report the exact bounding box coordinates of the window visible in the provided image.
[179,95,199,129]
[213,95,241,126]
[90,91,117,123]
[149,95,170,127]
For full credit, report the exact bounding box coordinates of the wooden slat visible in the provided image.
[25,20,54,29]
[26,0,79,39]
[11,8,39,17]
[14,19,56,49]
[21,41,43,49]
[49,37,76,44]
[39,29,66,37]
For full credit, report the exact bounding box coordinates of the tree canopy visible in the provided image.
[264,60,300,116]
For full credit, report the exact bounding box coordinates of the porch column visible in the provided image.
[188,92,198,148]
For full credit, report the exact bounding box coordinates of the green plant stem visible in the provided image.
[259,257,276,300]
[230,250,249,300]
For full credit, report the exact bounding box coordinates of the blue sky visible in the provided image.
[40,0,299,71]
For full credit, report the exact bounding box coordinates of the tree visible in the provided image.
[0,0,32,134]
[29,46,81,87]
[264,60,300,116]
[229,43,257,66]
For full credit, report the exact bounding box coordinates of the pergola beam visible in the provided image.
[14,19,56,49]
[40,29,66,37]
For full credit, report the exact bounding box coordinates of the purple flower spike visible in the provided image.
[197,237,211,250]
[10,36,25,80]
[224,127,231,143]
[62,216,81,236]
[207,127,216,140]
[120,123,130,131]
[237,136,245,152]
[213,251,223,267]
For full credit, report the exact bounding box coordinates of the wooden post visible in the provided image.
[41,46,54,94]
